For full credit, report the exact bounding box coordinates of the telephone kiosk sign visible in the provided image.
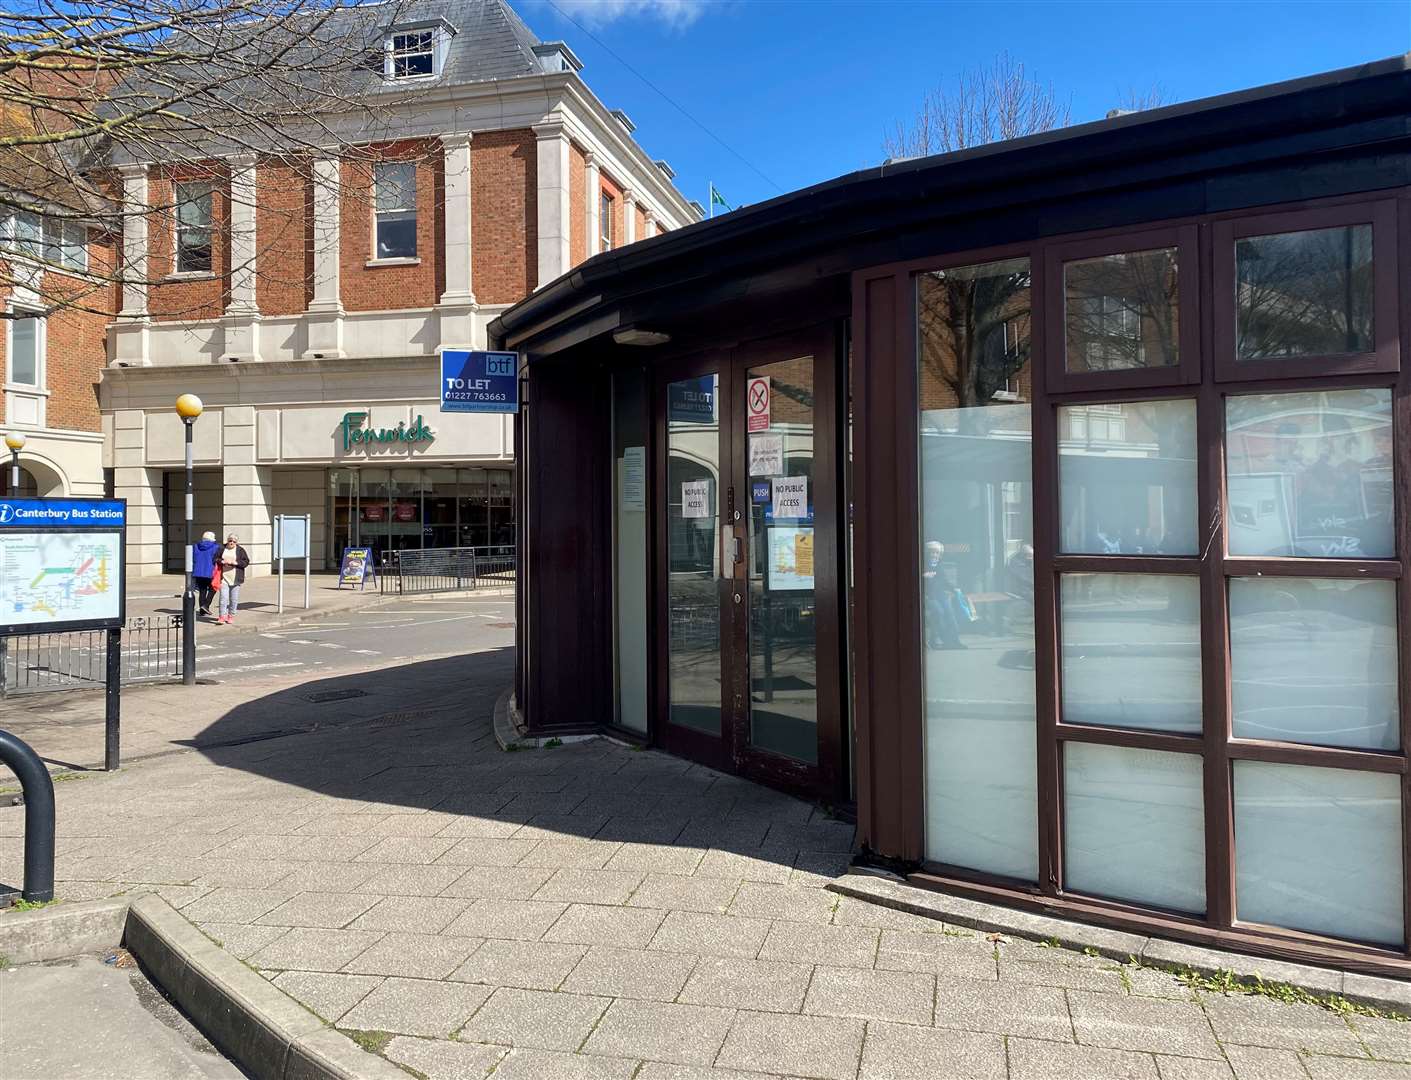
[441,350,520,414]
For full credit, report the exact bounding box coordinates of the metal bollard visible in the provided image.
[0,728,56,902]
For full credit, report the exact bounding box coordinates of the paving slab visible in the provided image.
[803,964,935,1025]
[678,955,813,1013]
[559,944,698,1001]
[457,986,610,1051]
[449,938,588,990]
[339,975,493,1038]
[383,1036,506,1080]
[858,1021,1007,1080]
[581,998,736,1066]
[1006,1037,1160,1079]
[715,1010,866,1080]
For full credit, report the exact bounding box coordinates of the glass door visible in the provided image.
[731,329,843,797]
[657,356,733,769]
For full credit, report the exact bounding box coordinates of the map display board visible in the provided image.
[0,498,126,634]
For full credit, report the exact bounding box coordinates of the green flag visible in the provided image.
[709,183,731,212]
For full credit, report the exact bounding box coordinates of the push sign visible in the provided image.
[441,350,520,414]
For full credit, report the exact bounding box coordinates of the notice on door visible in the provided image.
[748,433,783,477]
[768,526,814,592]
[681,479,711,519]
[747,376,771,432]
[772,475,808,519]
[621,446,646,511]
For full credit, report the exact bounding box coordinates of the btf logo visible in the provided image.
[0,505,14,524]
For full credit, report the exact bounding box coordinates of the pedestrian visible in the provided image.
[217,534,251,625]
[192,530,220,617]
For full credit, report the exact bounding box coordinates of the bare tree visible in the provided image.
[884,53,1070,161]
[1109,84,1171,117]
[0,0,429,320]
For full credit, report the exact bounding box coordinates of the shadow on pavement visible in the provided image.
[188,645,845,868]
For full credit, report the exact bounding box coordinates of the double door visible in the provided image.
[654,327,845,798]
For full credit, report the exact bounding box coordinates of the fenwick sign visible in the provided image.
[340,411,435,452]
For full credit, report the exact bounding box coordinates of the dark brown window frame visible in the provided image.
[898,191,1410,974]
[1043,224,1202,393]
[1212,199,1399,382]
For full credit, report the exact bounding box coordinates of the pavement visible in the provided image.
[0,952,246,1079]
[0,634,1405,1079]
[0,592,514,774]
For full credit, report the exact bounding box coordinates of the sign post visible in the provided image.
[274,514,311,614]
[0,497,127,768]
[440,350,520,414]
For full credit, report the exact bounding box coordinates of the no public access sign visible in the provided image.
[747,375,771,432]
[441,350,520,414]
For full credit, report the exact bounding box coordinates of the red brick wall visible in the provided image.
[339,140,441,313]
[0,227,115,432]
[635,203,648,244]
[256,156,312,316]
[472,129,536,305]
[569,143,587,269]
[148,162,229,322]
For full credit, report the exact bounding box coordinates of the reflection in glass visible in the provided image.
[748,355,818,764]
[1059,399,1197,555]
[1065,248,1179,372]
[1237,225,1373,360]
[1229,577,1399,751]
[1235,761,1403,946]
[667,374,723,736]
[613,370,649,733]
[1065,743,1206,914]
[1226,389,1393,559]
[918,258,1038,881]
[1060,574,1201,733]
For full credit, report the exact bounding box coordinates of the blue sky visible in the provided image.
[518,0,1411,213]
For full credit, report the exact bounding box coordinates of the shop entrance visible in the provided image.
[654,326,846,799]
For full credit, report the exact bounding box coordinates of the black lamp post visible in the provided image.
[5,431,26,493]
[175,394,203,685]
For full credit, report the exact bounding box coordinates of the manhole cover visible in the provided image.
[306,688,369,703]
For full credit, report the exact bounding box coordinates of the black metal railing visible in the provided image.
[0,614,184,696]
[379,546,516,595]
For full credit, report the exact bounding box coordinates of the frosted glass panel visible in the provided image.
[1059,399,1197,555]
[1061,574,1201,733]
[1064,743,1205,913]
[918,258,1037,882]
[1235,761,1403,946]
[1230,577,1399,751]
[1226,389,1393,559]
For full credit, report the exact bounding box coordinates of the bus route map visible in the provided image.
[0,531,121,626]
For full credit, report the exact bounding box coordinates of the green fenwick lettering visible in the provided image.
[341,412,435,451]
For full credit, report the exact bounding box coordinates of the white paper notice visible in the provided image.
[772,475,808,519]
[621,446,646,510]
[748,434,784,477]
[681,479,711,519]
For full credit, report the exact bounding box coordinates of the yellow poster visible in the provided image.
[794,530,813,578]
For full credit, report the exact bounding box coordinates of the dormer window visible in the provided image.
[380,20,454,81]
[389,31,434,78]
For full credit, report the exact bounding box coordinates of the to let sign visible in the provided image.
[441,350,519,413]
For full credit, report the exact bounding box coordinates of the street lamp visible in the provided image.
[175,394,203,686]
[4,432,26,494]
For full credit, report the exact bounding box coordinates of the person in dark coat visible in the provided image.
[192,531,220,617]
[216,534,252,624]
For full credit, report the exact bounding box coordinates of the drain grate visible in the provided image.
[306,688,369,704]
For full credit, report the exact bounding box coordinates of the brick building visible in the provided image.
[0,74,116,501]
[97,0,697,575]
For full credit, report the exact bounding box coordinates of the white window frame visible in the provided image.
[600,190,614,252]
[42,217,88,273]
[173,181,214,275]
[372,161,418,261]
[2,210,43,261]
[6,307,46,391]
[385,29,437,80]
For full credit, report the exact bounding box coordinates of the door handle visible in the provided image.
[732,535,743,564]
